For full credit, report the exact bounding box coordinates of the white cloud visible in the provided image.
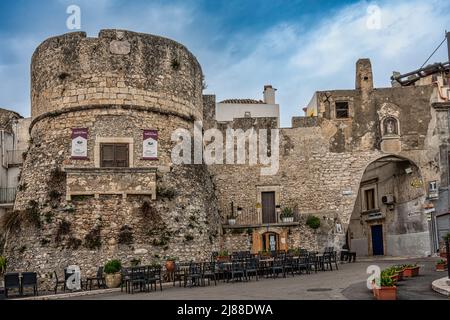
[1,0,450,127]
[206,0,450,126]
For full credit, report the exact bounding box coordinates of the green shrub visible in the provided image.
[444,232,450,242]
[0,256,6,274]
[306,216,320,229]
[380,274,395,287]
[104,260,122,274]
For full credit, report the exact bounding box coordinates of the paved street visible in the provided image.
[67,257,447,300]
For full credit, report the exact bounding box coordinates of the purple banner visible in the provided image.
[143,130,158,160]
[71,128,88,159]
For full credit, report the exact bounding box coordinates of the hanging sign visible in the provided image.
[71,128,88,159]
[143,130,158,160]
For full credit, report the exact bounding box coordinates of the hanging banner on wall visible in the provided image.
[71,128,88,159]
[143,130,158,160]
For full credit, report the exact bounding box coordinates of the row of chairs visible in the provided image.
[3,272,38,298]
[120,266,163,294]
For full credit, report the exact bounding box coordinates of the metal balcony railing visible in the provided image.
[221,206,301,227]
[6,150,26,166]
[0,188,17,204]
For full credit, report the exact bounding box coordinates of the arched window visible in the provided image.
[383,117,399,136]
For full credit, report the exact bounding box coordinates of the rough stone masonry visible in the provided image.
[2,30,449,289]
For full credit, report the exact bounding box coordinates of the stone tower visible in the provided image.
[5,30,220,284]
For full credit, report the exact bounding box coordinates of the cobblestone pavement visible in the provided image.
[65,257,447,300]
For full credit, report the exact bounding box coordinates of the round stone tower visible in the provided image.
[5,30,220,285]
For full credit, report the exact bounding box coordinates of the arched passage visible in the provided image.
[346,155,430,257]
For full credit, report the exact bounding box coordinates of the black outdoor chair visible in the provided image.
[4,273,21,298]
[185,263,203,287]
[283,256,295,277]
[270,257,284,278]
[229,260,245,282]
[85,267,106,291]
[307,252,318,273]
[244,258,258,281]
[146,266,163,292]
[296,255,309,275]
[21,272,38,296]
[321,248,338,271]
[202,262,217,286]
[128,267,148,294]
[53,271,66,294]
[173,262,190,287]
[216,261,230,282]
[120,268,131,293]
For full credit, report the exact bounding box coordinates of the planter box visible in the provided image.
[403,266,419,277]
[390,274,399,284]
[436,263,448,271]
[217,256,230,262]
[282,217,294,223]
[375,286,397,300]
[228,219,236,225]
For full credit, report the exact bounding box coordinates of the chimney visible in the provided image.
[355,59,373,91]
[263,85,277,104]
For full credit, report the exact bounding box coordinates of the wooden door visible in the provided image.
[262,192,276,224]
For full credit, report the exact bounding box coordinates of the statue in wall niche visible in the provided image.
[383,117,398,136]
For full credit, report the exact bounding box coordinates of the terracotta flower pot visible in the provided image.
[165,260,176,272]
[105,273,122,288]
[376,286,397,300]
[396,270,404,281]
[436,263,448,271]
[403,266,419,277]
[390,274,399,284]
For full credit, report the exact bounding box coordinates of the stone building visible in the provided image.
[1,30,450,286]
[0,109,29,223]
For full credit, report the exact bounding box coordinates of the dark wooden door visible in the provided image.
[262,192,276,224]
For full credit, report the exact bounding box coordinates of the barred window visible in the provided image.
[335,102,349,118]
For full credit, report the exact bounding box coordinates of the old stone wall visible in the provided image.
[4,30,220,289]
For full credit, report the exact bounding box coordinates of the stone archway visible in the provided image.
[346,155,430,257]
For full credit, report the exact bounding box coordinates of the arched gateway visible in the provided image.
[346,155,431,257]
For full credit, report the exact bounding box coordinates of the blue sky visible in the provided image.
[1,0,449,127]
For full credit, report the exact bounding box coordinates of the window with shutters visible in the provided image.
[100,143,129,168]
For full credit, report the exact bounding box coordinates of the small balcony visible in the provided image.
[221,207,301,229]
[6,149,26,167]
[0,188,17,205]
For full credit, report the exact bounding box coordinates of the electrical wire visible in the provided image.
[420,36,447,69]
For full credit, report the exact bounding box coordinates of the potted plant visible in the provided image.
[436,259,448,271]
[0,256,6,288]
[382,268,398,284]
[227,213,237,225]
[402,263,420,277]
[391,265,405,281]
[165,256,177,273]
[217,250,230,262]
[104,259,122,288]
[280,208,294,223]
[373,273,397,300]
